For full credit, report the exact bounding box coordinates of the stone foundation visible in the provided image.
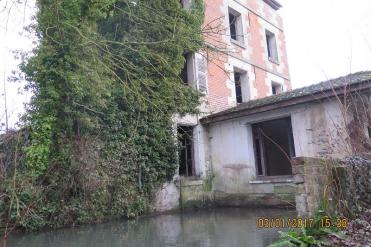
[153,178,296,212]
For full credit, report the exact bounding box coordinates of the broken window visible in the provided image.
[266,30,278,62]
[271,81,282,95]
[253,117,295,177]
[234,71,243,103]
[178,126,194,177]
[229,8,243,43]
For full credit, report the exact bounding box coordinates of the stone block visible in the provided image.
[273,184,296,194]
[293,175,305,184]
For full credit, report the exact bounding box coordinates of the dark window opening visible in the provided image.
[272,85,276,95]
[271,81,282,95]
[234,71,243,103]
[178,126,194,177]
[266,30,278,62]
[253,117,295,177]
[180,54,189,84]
[368,126,371,138]
[229,13,237,41]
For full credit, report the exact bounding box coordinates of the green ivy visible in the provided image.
[1,0,204,231]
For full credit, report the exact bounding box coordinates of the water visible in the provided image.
[7,208,296,247]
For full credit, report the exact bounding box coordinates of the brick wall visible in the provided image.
[203,0,291,113]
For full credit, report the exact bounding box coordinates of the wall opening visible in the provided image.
[228,8,243,43]
[233,68,249,104]
[253,117,295,177]
[178,126,194,177]
[265,30,278,62]
[180,54,189,84]
[234,71,243,103]
[271,81,283,95]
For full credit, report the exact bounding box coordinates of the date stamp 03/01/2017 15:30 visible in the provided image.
[256,217,349,229]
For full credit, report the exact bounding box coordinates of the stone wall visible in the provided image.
[292,157,344,216]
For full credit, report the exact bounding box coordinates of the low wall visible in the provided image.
[292,157,348,216]
[152,179,214,212]
[213,181,296,208]
[153,177,296,213]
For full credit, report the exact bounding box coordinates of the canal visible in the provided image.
[7,208,296,247]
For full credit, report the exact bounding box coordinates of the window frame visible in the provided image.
[232,68,249,104]
[265,30,279,63]
[177,125,195,177]
[228,7,244,45]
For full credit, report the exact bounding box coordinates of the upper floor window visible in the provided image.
[229,8,244,44]
[266,30,278,62]
[271,81,283,95]
[234,71,243,103]
[180,54,190,84]
[233,68,249,104]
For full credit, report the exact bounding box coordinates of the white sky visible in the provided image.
[1,0,371,130]
[280,0,371,87]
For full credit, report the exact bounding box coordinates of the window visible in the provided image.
[234,71,243,103]
[266,30,278,62]
[271,81,282,95]
[228,8,243,43]
[233,68,249,104]
[253,117,295,177]
[178,126,194,177]
[180,54,189,84]
[368,126,371,138]
[180,0,192,9]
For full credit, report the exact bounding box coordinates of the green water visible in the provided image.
[7,208,296,247]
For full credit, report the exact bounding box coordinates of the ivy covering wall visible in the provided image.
[0,0,204,231]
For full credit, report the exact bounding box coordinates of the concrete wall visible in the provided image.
[291,99,350,158]
[206,99,351,207]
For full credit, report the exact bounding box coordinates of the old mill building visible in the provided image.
[154,0,371,214]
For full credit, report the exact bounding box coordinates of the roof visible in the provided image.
[201,71,371,124]
[263,0,282,10]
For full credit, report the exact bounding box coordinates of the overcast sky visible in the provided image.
[1,0,371,130]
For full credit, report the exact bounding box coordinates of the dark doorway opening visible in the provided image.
[253,117,295,177]
[178,126,194,177]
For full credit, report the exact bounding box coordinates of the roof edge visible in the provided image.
[201,79,371,125]
[263,0,282,10]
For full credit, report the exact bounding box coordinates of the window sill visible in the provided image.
[268,58,280,65]
[249,176,293,184]
[231,39,246,49]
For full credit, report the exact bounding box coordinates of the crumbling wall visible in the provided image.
[293,156,370,217]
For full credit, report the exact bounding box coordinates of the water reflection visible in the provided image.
[8,208,296,247]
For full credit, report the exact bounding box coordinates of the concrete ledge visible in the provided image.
[213,191,295,208]
[249,178,293,184]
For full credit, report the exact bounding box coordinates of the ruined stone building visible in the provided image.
[154,0,371,213]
